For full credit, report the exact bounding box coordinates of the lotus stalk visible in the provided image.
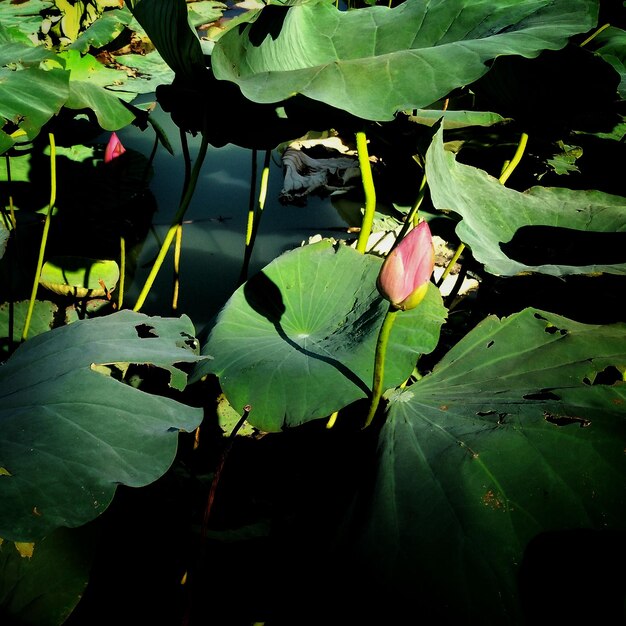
[22,132,57,341]
[355,131,376,253]
[364,220,435,429]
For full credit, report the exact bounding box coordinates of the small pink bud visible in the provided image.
[104,132,126,163]
[376,220,435,311]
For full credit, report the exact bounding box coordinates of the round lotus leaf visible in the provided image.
[196,239,447,431]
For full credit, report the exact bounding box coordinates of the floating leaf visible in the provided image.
[194,239,446,431]
[39,256,120,298]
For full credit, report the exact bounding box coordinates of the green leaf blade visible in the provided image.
[211,0,599,121]
[0,311,207,541]
[426,125,626,277]
[351,307,626,620]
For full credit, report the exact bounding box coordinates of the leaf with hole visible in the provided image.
[0,310,207,541]
[347,307,626,621]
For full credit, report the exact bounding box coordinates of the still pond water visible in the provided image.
[117,104,353,332]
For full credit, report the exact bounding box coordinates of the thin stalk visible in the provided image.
[437,132,529,287]
[436,241,465,287]
[179,127,192,199]
[142,130,159,186]
[579,23,610,47]
[498,133,528,186]
[118,236,126,310]
[411,172,427,227]
[363,304,398,429]
[395,172,427,250]
[172,223,182,312]
[22,132,56,341]
[238,149,270,286]
[133,130,210,312]
[326,410,339,429]
[245,149,258,246]
[355,131,376,253]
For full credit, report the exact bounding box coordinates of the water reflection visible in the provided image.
[117,105,351,330]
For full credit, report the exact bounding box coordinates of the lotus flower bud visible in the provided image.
[376,220,435,311]
[104,132,126,163]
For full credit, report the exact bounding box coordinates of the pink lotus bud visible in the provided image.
[104,132,126,163]
[376,220,435,311]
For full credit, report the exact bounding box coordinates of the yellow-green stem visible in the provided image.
[22,132,56,341]
[364,305,399,429]
[498,133,528,185]
[437,241,465,287]
[411,173,427,227]
[172,223,183,312]
[133,130,210,312]
[245,149,258,247]
[355,131,376,253]
[326,411,339,429]
[579,22,610,47]
[118,236,126,309]
[395,172,427,250]
[239,150,271,285]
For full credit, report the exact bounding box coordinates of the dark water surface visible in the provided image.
[117,105,352,332]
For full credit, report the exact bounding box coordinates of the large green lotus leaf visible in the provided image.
[349,308,626,621]
[194,239,447,432]
[426,125,626,277]
[0,525,97,626]
[211,0,598,121]
[0,311,207,541]
[0,67,69,152]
